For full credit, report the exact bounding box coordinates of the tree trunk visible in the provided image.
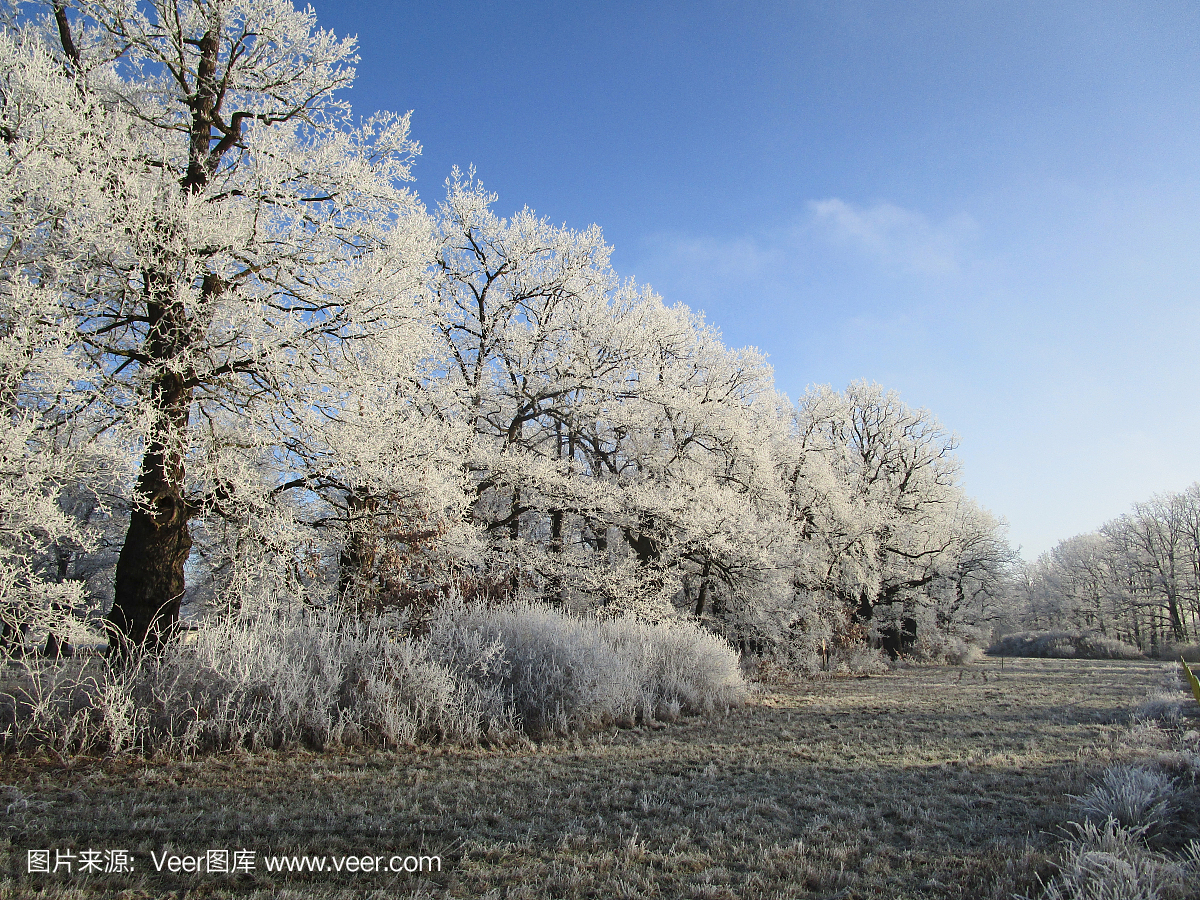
[625,515,660,566]
[108,348,192,652]
[108,450,192,652]
[694,557,712,618]
[854,591,874,625]
[546,420,565,607]
[587,516,609,554]
[548,507,565,607]
[105,20,230,653]
[338,487,379,616]
[1166,588,1186,642]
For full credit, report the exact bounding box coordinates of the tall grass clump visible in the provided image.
[0,656,106,753]
[0,599,747,754]
[1073,766,1177,836]
[1028,821,1200,900]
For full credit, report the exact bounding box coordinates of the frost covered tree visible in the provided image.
[787,382,963,618]
[934,499,1014,628]
[0,26,135,652]
[1,1,1013,666]
[772,381,1010,658]
[425,172,782,619]
[0,260,128,653]
[0,0,436,650]
[426,170,641,604]
[1007,483,1200,651]
[1109,492,1191,642]
[601,301,781,623]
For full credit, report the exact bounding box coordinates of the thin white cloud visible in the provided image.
[807,198,976,276]
[641,199,976,297]
[641,233,778,282]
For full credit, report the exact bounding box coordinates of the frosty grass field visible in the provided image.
[2,656,1196,899]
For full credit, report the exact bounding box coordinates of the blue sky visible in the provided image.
[312,0,1200,558]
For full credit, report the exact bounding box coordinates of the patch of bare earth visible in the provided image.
[0,658,1172,899]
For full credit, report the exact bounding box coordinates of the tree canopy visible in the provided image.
[0,0,1011,667]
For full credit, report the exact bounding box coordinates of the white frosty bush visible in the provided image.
[600,614,748,717]
[0,607,514,753]
[427,600,747,736]
[911,624,987,666]
[830,643,888,676]
[426,599,635,735]
[0,598,747,753]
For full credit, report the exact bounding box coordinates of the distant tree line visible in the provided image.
[1008,483,1200,652]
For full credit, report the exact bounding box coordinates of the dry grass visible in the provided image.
[0,657,1187,899]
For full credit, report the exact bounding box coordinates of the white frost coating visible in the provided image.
[0,2,1010,664]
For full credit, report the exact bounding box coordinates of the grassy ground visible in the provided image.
[0,657,1185,899]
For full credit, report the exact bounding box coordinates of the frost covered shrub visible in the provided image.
[989,631,1144,661]
[758,638,886,678]
[426,600,747,736]
[911,624,987,666]
[1,598,747,753]
[426,599,634,735]
[109,607,515,753]
[828,642,888,675]
[170,606,490,748]
[600,615,747,717]
[0,606,516,754]
[1162,644,1200,664]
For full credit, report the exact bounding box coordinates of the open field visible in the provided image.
[0,657,1191,899]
